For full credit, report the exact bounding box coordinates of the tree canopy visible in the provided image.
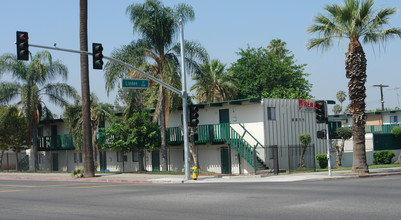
[230,39,312,99]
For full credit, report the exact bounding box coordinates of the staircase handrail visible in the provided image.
[238,123,264,150]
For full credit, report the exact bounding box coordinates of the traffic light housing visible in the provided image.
[315,100,327,124]
[188,105,199,127]
[92,43,103,69]
[317,129,326,139]
[16,31,29,60]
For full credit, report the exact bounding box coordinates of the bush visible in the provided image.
[71,168,84,178]
[316,154,328,169]
[392,127,401,138]
[373,150,395,165]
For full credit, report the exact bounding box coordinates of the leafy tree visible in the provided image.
[391,127,401,163]
[298,133,311,168]
[0,51,77,171]
[191,59,237,103]
[332,104,342,115]
[0,106,29,170]
[230,39,312,99]
[100,111,159,171]
[335,127,353,167]
[307,0,401,174]
[105,0,207,171]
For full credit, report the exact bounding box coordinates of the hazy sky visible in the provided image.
[1,0,401,115]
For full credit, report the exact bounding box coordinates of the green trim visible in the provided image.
[167,123,267,170]
[38,134,75,151]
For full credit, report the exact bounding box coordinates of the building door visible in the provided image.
[219,109,230,124]
[221,147,230,174]
[52,153,58,171]
[152,150,160,172]
[99,151,107,172]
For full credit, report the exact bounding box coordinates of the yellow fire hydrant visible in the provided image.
[191,166,199,180]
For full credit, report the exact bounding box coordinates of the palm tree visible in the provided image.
[267,38,287,57]
[0,51,77,171]
[336,90,347,109]
[105,0,207,171]
[79,0,95,177]
[307,0,401,174]
[191,59,238,103]
[332,104,342,115]
[64,94,113,160]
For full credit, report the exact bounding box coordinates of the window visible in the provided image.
[117,151,127,162]
[267,107,276,120]
[390,116,399,123]
[79,152,83,163]
[132,151,139,162]
[74,152,77,163]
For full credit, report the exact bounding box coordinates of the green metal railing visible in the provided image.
[167,123,263,169]
[347,123,401,134]
[38,134,75,151]
[365,124,401,134]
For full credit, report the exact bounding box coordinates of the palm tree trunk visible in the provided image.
[159,89,168,171]
[32,122,39,170]
[80,0,95,177]
[346,37,369,174]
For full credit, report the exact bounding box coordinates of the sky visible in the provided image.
[1,0,401,116]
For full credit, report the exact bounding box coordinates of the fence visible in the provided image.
[268,144,316,173]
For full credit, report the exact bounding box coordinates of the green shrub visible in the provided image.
[315,154,328,169]
[71,168,84,178]
[392,127,401,138]
[373,150,395,165]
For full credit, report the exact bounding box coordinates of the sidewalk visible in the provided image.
[0,167,400,184]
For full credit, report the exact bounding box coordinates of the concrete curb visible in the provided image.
[359,172,401,178]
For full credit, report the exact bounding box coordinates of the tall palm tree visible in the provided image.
[79,0,95,177]
[307,0,401,174]
[336,90,347,109]
[0,51,77,171]
[191,59,238,103]
[332,104,342,115]
[267,38,287,57]
[105,0,207,171]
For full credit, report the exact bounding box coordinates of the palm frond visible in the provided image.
[0,82,21,104]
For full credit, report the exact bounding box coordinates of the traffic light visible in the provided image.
[188,105,199,127]
[315,100,327,124]
[16,31,29,60]
[92,43,103,69]
[317,129,326,139]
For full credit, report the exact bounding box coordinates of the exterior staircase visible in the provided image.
[167,123,269,172]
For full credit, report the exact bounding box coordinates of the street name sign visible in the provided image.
[120,78,149,89]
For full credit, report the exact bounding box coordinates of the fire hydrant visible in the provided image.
[191,166,199,180]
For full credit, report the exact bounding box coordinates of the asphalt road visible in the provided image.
[1,176,401,220]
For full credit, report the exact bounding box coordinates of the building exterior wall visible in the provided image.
[366,114,382,125]
[263,99,327,169]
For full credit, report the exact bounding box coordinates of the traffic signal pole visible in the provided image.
[28,43,182,95]
[325,101,332,176]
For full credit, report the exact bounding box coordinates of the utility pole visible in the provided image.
[373,84,389,111]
